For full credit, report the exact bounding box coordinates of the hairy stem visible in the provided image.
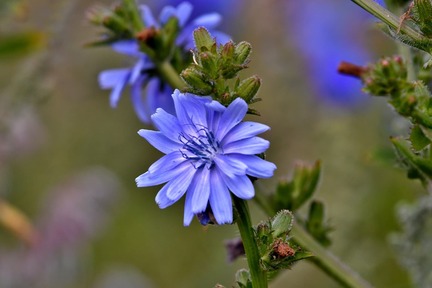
[349,0,425,41]
[292,224,373,288]
[234,197,268,288]
[154,60,187,91]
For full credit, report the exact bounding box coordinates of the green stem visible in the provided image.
[349,0,425,42]
[293,224,373,288]
[154,60,186,91]
[253,195,372,288]
[233,197,268,288]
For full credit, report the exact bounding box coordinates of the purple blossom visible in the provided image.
[136,90,276,226]
[98,2,230,123]
[285,1,372,107]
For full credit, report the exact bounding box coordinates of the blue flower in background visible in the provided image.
[285,0,372,107]
[98,2,230,123]
[136,90,276,226]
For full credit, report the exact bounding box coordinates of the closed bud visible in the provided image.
[180,67,213,95]
[235,41,252,65]
[271,210,294,238]
[199,52,218,78]
[193,27,215,52]
[256,221,271,239]
[221,41,235,60]
[236,75,261,102]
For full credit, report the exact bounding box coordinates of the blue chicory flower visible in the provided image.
[136,90,276,226]
[98,2,230,123]
[285,1,372,107]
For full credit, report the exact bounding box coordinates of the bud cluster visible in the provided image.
[254,210,311,271]
[86,0,144,44]
[362,56,407,97]
[361,56,432,129]
[181,27,262,113]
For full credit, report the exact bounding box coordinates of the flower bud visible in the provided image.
[236,75,261,102]
[193,27,215,52]
[235,41,252,65]
[180,67,213,95]
[271,210,293,238]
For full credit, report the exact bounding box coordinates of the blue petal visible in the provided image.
[183,189,194,226]
[223,137,270,155]
[98,69,131,108]
[175,2,193,27]
[98,68,130,89]
[155,184,177,209]
[221,121,270,145]
[229,154,276,178]
[148,151,186,174]
[159,5,177,24]
[220,172,254,199]
[189,167,211,213]
[131,76,151,123]
[192,13,222,27]
[130,57,146,83]
[136,161,190,187]
[214,154,247,178]
[151,107,183,143]
[172,90,208,136]
[140,5,158,27]
[146,78,175,117]
[216,97,247,140]
[112,40,140,57]
[211,31,231,45]
[138,130,182,154]
[166,165,196,201]
[209,169,233,224]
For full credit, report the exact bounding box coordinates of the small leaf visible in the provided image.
[305,201,332,247]
[410,124,431,151]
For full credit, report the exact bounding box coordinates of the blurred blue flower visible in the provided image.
[285,1,372,107]
[98,2,230,123]
[136,90,276,226]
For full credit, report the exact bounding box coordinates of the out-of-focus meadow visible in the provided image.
[0,0,421,287]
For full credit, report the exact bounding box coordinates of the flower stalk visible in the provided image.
[292,224,373,288]
[154,60,187,91]
[233,196,268,288]
[348,0,425,42]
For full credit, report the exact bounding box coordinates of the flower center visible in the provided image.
[179,127,222,169]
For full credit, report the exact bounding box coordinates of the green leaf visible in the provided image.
[410,124,431,151]
[235,269,252,288]
[272,161,321,212]
[305,201,332,247]
[391,137,432,186]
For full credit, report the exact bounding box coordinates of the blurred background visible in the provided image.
[0,0,422,287]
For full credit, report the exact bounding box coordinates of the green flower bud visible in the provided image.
[180,67,213,95]
[193,27,215,52]
[235,41,252,65]
[271,210,293,238]
[221,41,235,60]
[235,75,261,102]
[199,52,218,78]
